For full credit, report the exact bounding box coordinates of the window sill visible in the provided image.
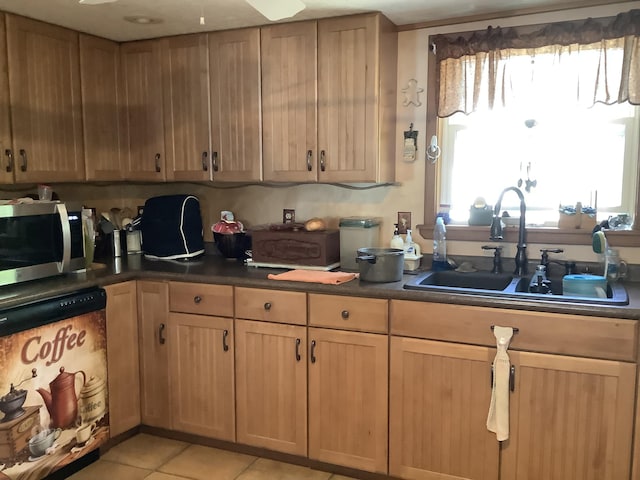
[416,224,640,247]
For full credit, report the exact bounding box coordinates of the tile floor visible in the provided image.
[69,434,358,480]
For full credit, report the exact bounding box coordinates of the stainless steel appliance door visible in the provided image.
[0,288,108,479]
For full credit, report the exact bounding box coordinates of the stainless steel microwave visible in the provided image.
[0,201,85,286]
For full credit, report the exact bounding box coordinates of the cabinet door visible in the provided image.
[137,281,170,429]
[317,14,378,183]
[80,34,126,181]
[502,351,636,480]
[162,34,211,182]
[208,28,262,182]
[308,327,388,473]
[261,22,317,182]
[169,312,235,441]
[0,13,13,184]
[235,319,306,455]
[389,336,499,480]
[105,282,140,437]
[6,14,85,183]
[121,40,165,181]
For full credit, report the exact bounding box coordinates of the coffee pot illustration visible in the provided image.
[37,367,86,429]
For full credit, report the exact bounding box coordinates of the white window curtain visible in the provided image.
[433,10,640,117]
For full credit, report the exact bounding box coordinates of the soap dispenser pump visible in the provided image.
[391,224,404,249]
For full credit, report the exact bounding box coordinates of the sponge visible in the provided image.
[592,230,607,254]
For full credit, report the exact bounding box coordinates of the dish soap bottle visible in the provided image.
[432,217,447,271]
[404,229,415,255]
[391,224,404,249]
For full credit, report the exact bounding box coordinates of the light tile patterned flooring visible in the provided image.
[69,434,358,480]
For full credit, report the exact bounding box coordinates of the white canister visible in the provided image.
[78,375,107,425]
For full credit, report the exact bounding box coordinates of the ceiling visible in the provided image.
[0,0,631,41]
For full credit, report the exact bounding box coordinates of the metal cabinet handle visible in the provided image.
[510,365,516,392]
[159,323,166,345]
[193,295,202,304]
[19,149,27,172]
[4,149,13,173]
[490,365,516,392]
[154,153,161,173]
[306,150,313,171]
[295,338,301,361]
[264,302,272,311]
[341,310,349,320]
[212,151,219,172]
[310,340,317,363]
[320,150,326,172]
[222,329,229,352]
[202,151,209,171]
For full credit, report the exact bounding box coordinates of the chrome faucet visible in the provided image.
[490,186,528,276]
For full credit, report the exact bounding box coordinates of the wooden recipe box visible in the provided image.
[251,229,340,266]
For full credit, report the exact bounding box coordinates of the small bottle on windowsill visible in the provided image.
[432,217,448,271]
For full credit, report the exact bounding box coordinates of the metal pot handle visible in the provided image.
[356,254,377,264]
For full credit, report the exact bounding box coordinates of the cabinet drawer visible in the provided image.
[169,282,233,317]
[309,294,388,333]
[235,287,306,325]
[390,300,637,361]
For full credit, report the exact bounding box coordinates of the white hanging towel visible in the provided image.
[486,326,514,441]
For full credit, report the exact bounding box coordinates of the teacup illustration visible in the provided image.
[28,428,61,457]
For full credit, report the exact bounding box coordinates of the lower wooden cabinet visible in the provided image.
[169,312,235,441]
[137,280,170,429]
[308,327,388,474]
[235,319,307,455]
[389,336,499,480]
[105,281,141,437]
[502,351,636,480]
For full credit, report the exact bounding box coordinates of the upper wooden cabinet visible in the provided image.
[317,14,397,183]
[261,21,317,182]
[262,14,397,183]
[162,34,211,182]
[80,34,126,181]
[208,28,262,182]
[121,40,165,181]
[0,14,13,185]
[6,14,85,183]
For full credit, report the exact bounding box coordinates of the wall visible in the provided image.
[2,1,639,266]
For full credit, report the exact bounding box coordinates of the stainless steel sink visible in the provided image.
[404,270,629,305]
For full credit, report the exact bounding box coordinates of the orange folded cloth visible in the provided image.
[267,270,359,285]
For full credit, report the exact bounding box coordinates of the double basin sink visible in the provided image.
[403,270,629,305]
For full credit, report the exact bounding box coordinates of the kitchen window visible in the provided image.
[420,10,640,246]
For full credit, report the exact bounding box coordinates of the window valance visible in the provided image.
[432,10,640,117]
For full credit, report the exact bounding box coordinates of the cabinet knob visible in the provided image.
[320,150,326,172]
[194,295,202,304]
[154,153,161,173]
[264,302,272,311]
[158,323,166,345]
[341,310,349,320]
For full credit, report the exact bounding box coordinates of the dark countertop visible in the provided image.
[2,253,640,320]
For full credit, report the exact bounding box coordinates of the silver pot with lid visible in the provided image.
[356,248,404,282]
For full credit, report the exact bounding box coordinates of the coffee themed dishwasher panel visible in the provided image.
[0,310,109,479]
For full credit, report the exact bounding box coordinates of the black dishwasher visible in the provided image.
[0,288,108,480]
